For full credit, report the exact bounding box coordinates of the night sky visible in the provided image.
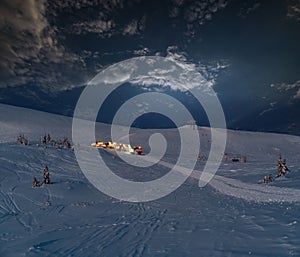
[1,0,300,134]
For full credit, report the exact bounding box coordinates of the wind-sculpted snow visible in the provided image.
[210,175,300,203]
[144,158,300,203]
[1,103,300,256]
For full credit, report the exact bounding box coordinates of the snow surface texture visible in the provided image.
[1,103,300,256]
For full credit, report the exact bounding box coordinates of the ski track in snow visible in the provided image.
[151,158,300,203]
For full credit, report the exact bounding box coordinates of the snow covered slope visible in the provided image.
[1,103,300,257]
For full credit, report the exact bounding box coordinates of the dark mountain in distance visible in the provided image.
[1,83,299,135]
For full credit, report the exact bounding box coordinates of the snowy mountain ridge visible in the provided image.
[1,103,300,148]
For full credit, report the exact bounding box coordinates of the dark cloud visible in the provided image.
[168,0,228,38]
[287,0,300,20]
[0,0,230,92]
[0,0,87,91]
[72,20,115,36]
[238,1,261,18]
[50,0,128,11]
[0,0,299,94]
[271,80,300,100]
[0,0,48,75]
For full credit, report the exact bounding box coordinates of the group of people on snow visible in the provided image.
[263,155,290,184]
[17,133,72,150]
[42,134,51,144]
[32,165,51,187]
[41,133,72,150]
[276,155,289,177]
[263,174,273,184]
[16,134,29,145]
